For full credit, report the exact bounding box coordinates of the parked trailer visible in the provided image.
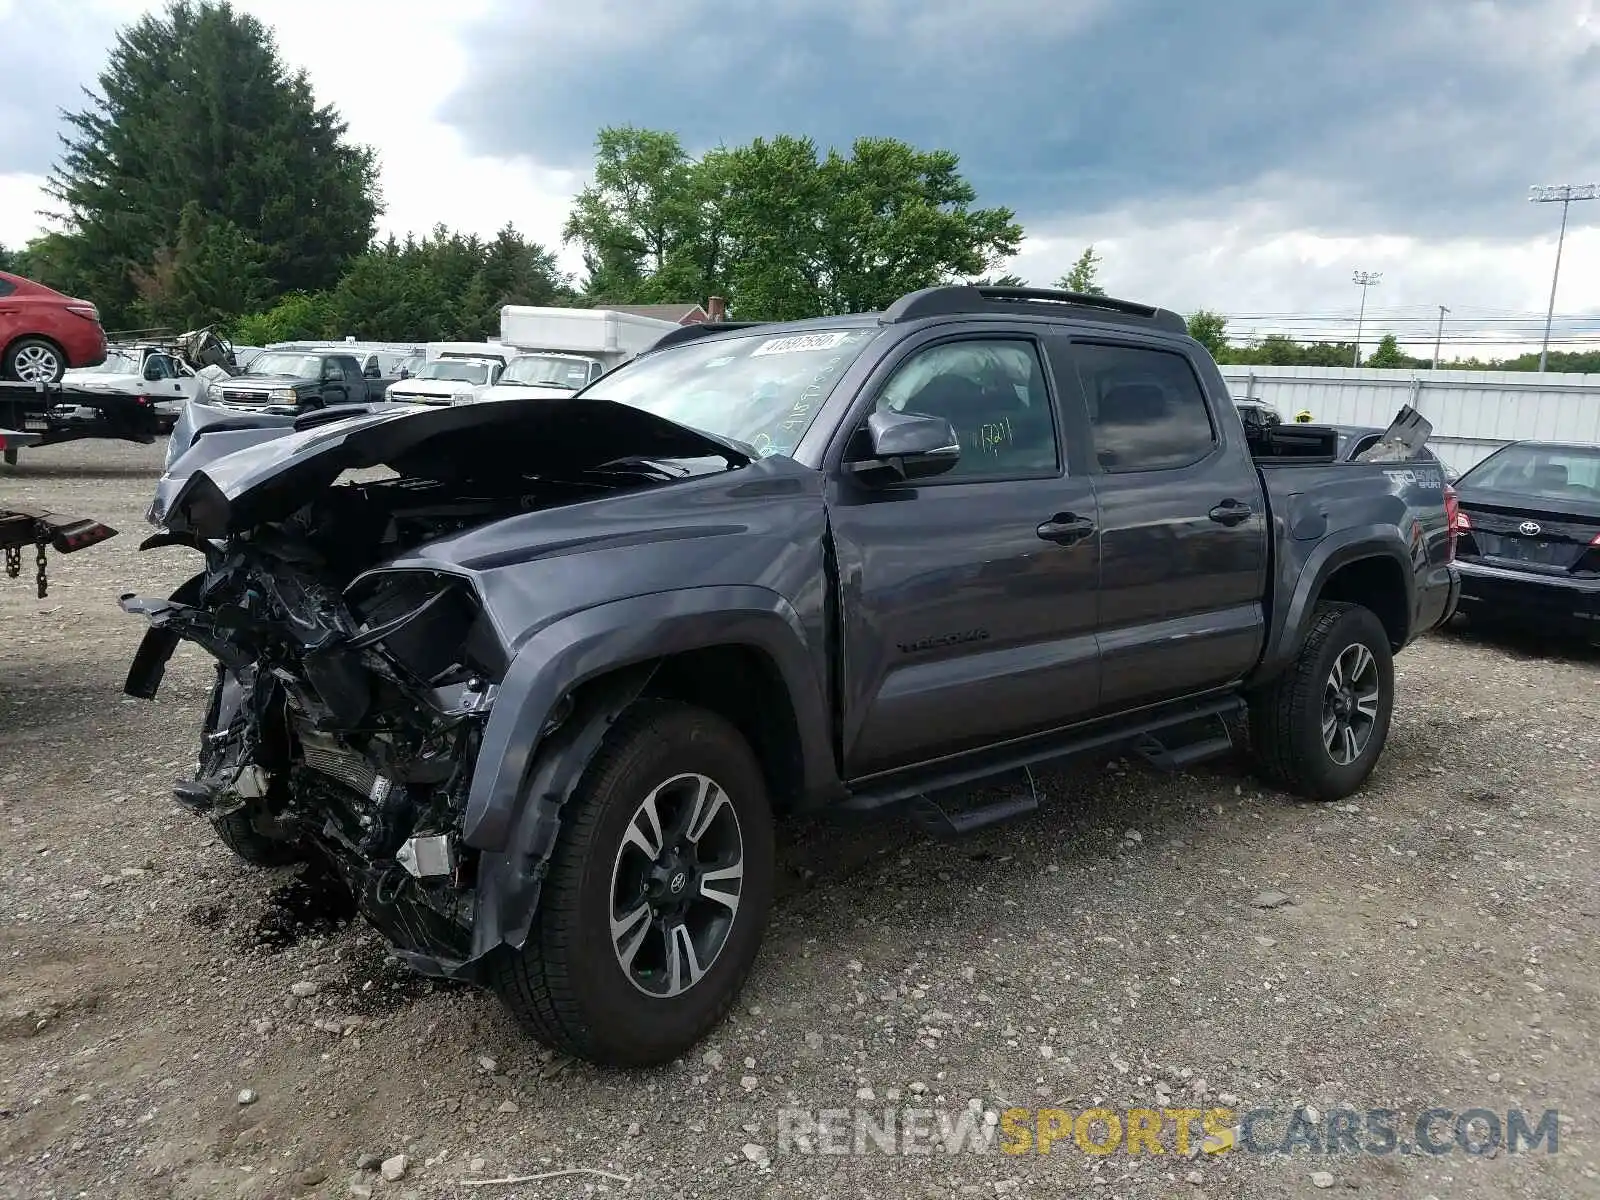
[0,433,118,598]
[0,380,173,463]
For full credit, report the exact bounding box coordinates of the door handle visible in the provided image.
[1208,499,1253,526]
[1037,512,1096,545]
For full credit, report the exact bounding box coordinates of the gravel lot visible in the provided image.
[2,438,1598,1200]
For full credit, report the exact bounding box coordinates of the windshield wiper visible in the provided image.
[592,456,696,479]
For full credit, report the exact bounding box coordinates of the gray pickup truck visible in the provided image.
[120,285,1459,1067]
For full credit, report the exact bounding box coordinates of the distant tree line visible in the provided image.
[0,0,1580,371]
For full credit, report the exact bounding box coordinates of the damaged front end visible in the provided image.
[124,540,509,972]
[121,398,752,979]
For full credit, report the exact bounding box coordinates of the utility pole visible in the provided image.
[1432,305,1449,369]
[1529,183,1598,372]
[1352,271,1381,367]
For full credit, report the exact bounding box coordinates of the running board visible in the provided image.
[1133,714,1237,772]
[839,692,1248,820]
[908,770,1042,838]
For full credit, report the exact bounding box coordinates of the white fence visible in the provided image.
[1218,365,1600,475]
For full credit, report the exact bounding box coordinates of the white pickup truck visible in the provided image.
[59,344,203,426]
[384,353,505,405]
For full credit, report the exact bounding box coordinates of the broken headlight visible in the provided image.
[345,569,508,687]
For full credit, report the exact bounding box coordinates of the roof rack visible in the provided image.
[881,285,1188,335]
[644,321,770,355]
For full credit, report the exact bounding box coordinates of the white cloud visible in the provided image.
[2,0,1598,365]
[1008,191,1600,361]
[0,173,50,248]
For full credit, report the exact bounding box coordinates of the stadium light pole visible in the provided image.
[1352,270,1381,367]
[1529,183,1598,372]
[1433,305,1449,369]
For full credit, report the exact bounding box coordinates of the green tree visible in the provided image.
[1187,309,1228,358]
[563,127,1021,319]
[1365,333,1407,369]
[457,224,573,339]
[129,201,269,329]
[563,127,717,305]
[713,134,1021,319]
[229,290,337,345]
[1057,245,1105,296]
[970,273,1028,287]
[326,249,452,341]
[46,0,378,327]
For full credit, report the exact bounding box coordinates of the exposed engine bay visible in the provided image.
[123,449,728,969]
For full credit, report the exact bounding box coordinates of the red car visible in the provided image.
[0,270,107,384]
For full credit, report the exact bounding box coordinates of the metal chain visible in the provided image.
[35,541,48,599]
[3,546,18,579]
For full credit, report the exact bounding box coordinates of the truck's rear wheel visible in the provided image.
[490,700,774,1066]
[1248,601,1394,802]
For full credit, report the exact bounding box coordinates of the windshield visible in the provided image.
[500,355,595,389]
[418,360,492,384]
[245,352,322,378]
[1459,443,1600,501]
[78,350,142,374]
[583,327,878,457]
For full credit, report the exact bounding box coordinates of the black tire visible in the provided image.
[1248,601,1395,802]
[200,667,303,868]
[490,700,775,1066]
[3,337,66,384]
[212,807,303,867]
[3,448,17,467]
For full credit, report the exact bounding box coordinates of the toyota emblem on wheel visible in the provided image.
[1519,520,1542,536]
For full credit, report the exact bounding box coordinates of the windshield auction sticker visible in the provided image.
[751,331,857,357]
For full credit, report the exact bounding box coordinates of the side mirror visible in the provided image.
[399,367,411,378]
[849,409,960,485]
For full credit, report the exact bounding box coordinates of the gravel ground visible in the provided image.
[2,439,1598,1200]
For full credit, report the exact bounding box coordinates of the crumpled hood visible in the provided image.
[152,397,753,540]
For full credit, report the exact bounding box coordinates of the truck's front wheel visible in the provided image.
[490,700,774,1066]
[1248,601,1395,802]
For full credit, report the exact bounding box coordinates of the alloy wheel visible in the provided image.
[608,772,744,998]
[12,344,61,383]
[1321,642,1381,765]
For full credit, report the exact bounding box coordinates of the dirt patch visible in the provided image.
[2,439,1597,1199]
[242,860,358,953]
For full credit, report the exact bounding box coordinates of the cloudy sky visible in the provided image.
[3,0,1599,355]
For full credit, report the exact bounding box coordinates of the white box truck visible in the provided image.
[479,307,681,402]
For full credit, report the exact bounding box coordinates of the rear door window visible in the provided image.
[1073,343,1216,473]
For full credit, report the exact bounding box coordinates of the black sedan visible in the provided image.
[1450,440,1600,641]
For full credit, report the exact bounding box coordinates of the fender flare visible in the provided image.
[461,584,837,853]
[1252,526,1416,683]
